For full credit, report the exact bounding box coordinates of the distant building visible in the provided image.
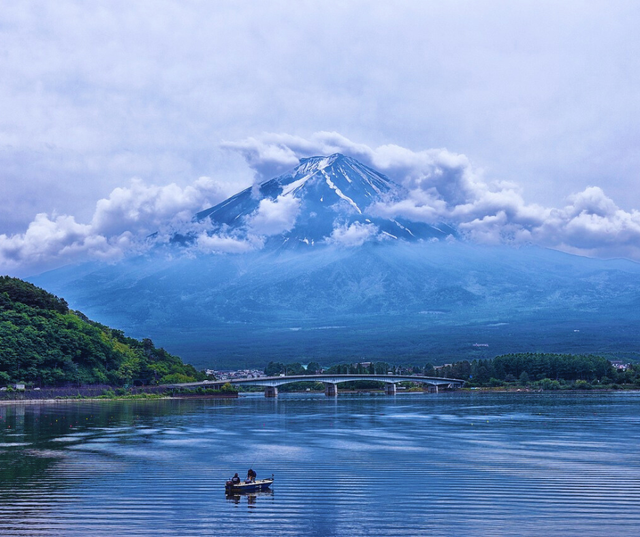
[211,369,267,380]
[611,361,631,371]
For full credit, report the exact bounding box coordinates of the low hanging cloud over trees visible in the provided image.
[2,131,640,276]
[328,222,381,248]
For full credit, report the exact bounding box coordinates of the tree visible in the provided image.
[0,371,10,386]
[450,360,471,380]
[475,365,490,384]
[286,362,305,375]
[160,373,196,384]
[374,362,390,375]
[540,378,561,390]
[265,362,285,376]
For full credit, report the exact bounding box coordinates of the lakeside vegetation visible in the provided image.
[0,277,206,388]
[94,384,238,400]
[433,353,640,389]
[0,382,239,402]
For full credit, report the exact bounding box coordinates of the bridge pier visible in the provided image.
[427,384,439,394]
[324,383,338,397]
[384,383,397,395]
[264,386,278,397]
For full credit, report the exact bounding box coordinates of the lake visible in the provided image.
[1,392,640,536]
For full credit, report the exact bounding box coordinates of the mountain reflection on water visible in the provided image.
[1,393,640,536]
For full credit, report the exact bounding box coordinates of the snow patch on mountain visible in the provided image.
[323,174,362,213]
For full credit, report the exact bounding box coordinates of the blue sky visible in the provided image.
[1,1,640,275]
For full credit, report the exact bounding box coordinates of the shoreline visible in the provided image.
[3,386,638,405]
[0,394,239,406]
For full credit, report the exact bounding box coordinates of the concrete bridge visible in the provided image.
[168,374,465,397]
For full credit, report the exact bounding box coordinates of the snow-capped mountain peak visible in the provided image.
[195,153,454,246]
[258,153,394,211]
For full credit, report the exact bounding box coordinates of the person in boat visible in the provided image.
[246,468,257,482]
[231,473,241,485]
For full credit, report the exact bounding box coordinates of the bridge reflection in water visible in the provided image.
[170,374,465,397]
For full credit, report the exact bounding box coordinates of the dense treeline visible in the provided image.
[0,277,205,387]
[434,353,639,387]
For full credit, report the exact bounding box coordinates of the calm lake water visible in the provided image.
[1,392,640,536]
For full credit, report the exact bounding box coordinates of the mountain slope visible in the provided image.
[31,242,640,369]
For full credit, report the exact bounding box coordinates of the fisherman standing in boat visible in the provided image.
[246,468,256,483]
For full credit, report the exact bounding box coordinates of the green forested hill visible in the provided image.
[0,276,204,387]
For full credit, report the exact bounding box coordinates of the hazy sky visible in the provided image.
[2,1,640,275]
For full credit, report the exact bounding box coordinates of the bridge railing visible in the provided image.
[227,373,465,386]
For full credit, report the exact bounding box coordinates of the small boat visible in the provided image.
[225,475,274,494]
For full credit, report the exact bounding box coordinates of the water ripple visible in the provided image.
[1,393,640,535]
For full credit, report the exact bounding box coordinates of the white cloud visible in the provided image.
[531,187,640,254]
[327,222,380,248]
[91,176,231,237]
[0,176,234,276]
[196,233,262,254]
[456,185,640,258]
[245,195,301,236]
[0,213,131,275]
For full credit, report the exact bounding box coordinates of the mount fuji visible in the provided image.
[31,155,640,369]
[192,153,455,247]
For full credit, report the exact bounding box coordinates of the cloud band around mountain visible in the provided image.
[224,132,640,260]
[2,131,640,276]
